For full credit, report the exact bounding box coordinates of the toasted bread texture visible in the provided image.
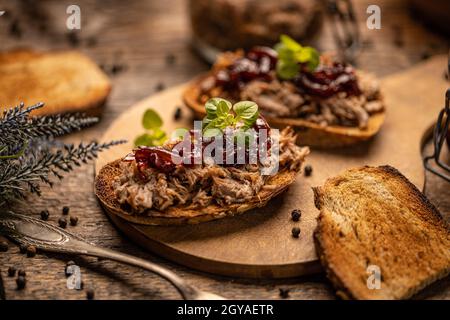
[95,160,300,225]
[313,165,450,299]
[183,75,386,147]
[0,49,111,116]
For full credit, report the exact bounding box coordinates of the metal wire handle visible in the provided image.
[322,0,360,63]
[423,88,450,183]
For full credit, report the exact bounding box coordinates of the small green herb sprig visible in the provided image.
[275,34,320,80]
[134,108,167,147]
[202,98,259,137]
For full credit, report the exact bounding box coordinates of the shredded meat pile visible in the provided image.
[113,128,308,213]
[239,71,383,129]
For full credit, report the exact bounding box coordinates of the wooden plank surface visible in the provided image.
[0,0,449,299]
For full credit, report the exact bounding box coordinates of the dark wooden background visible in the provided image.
[0,0,449,299]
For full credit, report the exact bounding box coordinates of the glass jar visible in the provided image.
[188,0,322,62]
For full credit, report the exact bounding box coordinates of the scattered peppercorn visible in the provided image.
[304,165,313,176]
[174,107,182,120]
[154,82,165,92]
[19,244,27,254]
[18,269,26,277]
[58,217,67,228]
[291,227,301,238]
[279,288,290,299]
[86,288,95,300]
[111,63,125,75]
[62,206,70,215]
[0,240,8,252]
[40,210,50,221]
[70,216,79,226]
[16,276,26,290]
[420,50,431,61]
[7,267,16,277]
[26,245,36,258]
[291,209,301,222]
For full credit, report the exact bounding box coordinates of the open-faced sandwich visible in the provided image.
[184,35,386,147]
[95,99,309,225]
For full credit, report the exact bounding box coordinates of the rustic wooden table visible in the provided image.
[0,0,449,300]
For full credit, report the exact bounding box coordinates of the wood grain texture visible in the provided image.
[0,0,449,299]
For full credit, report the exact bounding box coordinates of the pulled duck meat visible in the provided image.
[113,127,308,213]
[201,49,384,129]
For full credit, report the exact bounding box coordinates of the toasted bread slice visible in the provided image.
[95,159,300,225]
[183,75,386,147]
[0,49,111,116]
[313,165,450,299]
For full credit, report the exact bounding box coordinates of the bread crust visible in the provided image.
[0,49,111,117]
[95,159,300,225]
[313,165,450,299]
[183,74,386,148]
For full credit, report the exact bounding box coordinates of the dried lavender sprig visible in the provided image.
[0,140,125,202]
[0,102,99,152]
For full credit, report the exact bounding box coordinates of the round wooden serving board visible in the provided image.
[95,56,448,278]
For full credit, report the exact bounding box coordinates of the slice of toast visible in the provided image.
[183,75,386,148]
[0,49,111,116]
[313,165,450,299]
[95,159,300,225]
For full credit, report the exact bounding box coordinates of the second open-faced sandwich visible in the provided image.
[95,98,309,225]
[184,35,386,147]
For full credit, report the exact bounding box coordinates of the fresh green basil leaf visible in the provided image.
[203,128,222,138]
[276,59,299,80]
[305,47,320,71]
[134,133,154,147]
[142,108,163,130]
[295,46,320,71]
[217,99,232,118]
[152,127,167,140]
[171,128,189,140]
[205,98,231,120]
[280,34,302,51]
[233,101,258,120]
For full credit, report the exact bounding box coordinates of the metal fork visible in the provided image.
[0,211,225,300]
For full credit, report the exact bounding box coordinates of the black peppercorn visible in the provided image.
[304,165,313,176]
[70,216,79,226]
[291,227,301,238]
[18,269,26,277]
[62,206,70,215]
[86,288,95,300]
[58,217,67,228]
[291,209,301,222]
[16,276,26,290]
[19,244,27,254]
[40,210,50,221]
[7,267,16,277]
[174,107,182,120]
[26,245,36,257]
[0,240,8,252]
[154,82,165,92]
[279,288,290,299]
